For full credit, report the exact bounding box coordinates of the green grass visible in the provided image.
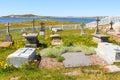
[0,25,120,80]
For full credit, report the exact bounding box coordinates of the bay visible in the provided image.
[0,17,95,23]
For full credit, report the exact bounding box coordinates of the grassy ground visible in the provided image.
[0,27,120,80]
[0,20,80,29]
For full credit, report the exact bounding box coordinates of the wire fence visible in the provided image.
[0,24,81,41]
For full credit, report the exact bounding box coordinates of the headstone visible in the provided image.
[4,22,13,42]
[40,22,45,35]
[94,18,100,34]
[95,42,120,64]
[62,52,92,68]
[80,23,85,35]
[7,48,36,67]
[23,33,40,47]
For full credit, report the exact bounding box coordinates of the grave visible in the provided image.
[80,23,85,35]
[62,52,92,68]
[50,34,63,46]
[23,33,39,47]
[92,18,109,42]
[23,20,40,47]
[0,23,13,47]
[4,22,13,42]
[7,48,36,67]
[95,42,120,64]
[40,22,45,35]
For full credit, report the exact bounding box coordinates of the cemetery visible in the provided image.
[0,19,120,80]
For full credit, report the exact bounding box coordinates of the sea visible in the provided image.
[0,17,95,23]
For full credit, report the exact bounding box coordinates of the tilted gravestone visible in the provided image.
[4,22,13,42]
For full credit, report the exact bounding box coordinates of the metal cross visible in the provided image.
[110,21,113,30]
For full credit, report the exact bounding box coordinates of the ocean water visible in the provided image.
[0,17,95,23]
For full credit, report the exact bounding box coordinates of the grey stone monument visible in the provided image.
[23,20,40,47]
[32,19,36,33]
[23,33,39,47]
[4,22,13,42]
[94,18,100,34]
[40,22,45,35]
[80,23,85,35]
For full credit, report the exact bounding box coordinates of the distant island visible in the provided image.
[0,14,107,19]
[0,14,52,18]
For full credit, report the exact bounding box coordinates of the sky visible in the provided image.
[0,0,120,17]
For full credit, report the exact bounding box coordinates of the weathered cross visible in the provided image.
[110,21,114,30]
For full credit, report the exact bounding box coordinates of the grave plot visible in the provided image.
[7,48,36,67]
[95,42,120,64]
[0,22,13,47]
[50,34,63,46]
[62,52,92,68]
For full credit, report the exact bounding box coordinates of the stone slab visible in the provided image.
[92,34,109,42]
[0,42,12,47]
[62,52,92,68]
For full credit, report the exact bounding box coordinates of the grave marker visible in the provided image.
[4,22,13,42]
[40,22,45,35]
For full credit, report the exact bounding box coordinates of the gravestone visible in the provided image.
[23,33,39,47]
[92,18,109,42]
[95,42,120,64]
[40,22,45,35]
[4,22,13,42]
[80,23,85,35]
[62,52,92,68]
[7,48,36,67]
